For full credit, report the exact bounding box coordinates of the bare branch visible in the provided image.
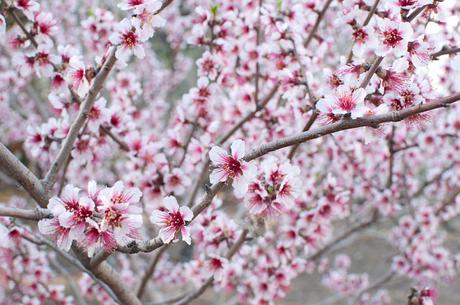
[0,206,51,220]
[304,0,334,48]
[431,46,460,59]
[136,246,169,298]
[307,211,377,261]
[0,143,48,207]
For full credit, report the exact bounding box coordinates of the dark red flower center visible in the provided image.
[383,29,403,48]
[123,31,138,48]
[167,211,185,228]
[222,156,243,178]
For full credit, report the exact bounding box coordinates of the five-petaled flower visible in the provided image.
[317,86,367,119]
[209,139,256,198]
[109,18,148,62]
[151,196,193,244]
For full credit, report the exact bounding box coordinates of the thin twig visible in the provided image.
[304,0,334,48]
[137,246,169,298]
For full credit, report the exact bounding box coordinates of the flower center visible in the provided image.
[222,156,243,178]
[105,208,123,227]
[383,29,403,48]
[167,211,185,228]
[201,59,216,73]
[123,31,138,48]
[35,52,50,66]
[111,194,125,204]
[89,106,101,120]
[338,95,355,112]
[352,29,367,43]
[74,207,93,223]
[129,0,144,5]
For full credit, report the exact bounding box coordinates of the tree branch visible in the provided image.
[304,0,334,48]
[0,206,51,220]
[136,246,169,298]
[43,47,118,190]
[243,92,460,162]
[0,143,48,207]
[172,229,248,305]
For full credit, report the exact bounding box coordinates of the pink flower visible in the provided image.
[197,51,219,79]
[151,196,193,244]
[317,86,367,119]
[118,0,147,11]
[66,56,90,97]
[15,0,39,21]
[132,1,165,38]
[246,156,300,217]
[33,12,56,46]
[84,219,116,257]
[109,18,148,62]
[0,224,13,249]
[99,181,143,245]
[375,18,413,57]
[38,218,74,251]
[33,45,59,77]
[38,185,94,251]
[392,0,432,9]
[164,168,191,195]
[209,139,256,198]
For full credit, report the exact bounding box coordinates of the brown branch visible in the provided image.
[304,0,334,48]
[386,126,396,188]
[101,126,130,152]
[0,143,48,207]
[431,46,460,59]
[359,56,383,89]
[136,246,168,299]
[7,7,38,47]
[172,229,248,305]
[0,206,51,220]
[352,271,395,305]
[411,162,455,197]
[287,110,319,160]
[404,5,429,22]
[307,211,377,261]
[43,47,118,190]
[243,92,460,162]
[253,0,263,107]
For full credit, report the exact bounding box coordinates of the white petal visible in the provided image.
[231,139,245,159]
[209,168,228,184]
[163,196,179,211]
[179,206,193,221]
[209,146,228,165]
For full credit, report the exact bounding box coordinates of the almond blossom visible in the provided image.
[317,86,367,119]
[151,196,193,244]
[109,18,148,62]
[375,18,414,57]
[209,139,256,198]
[246,156,300,217]
[15,0,39,20]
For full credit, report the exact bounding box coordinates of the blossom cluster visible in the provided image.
[1,0,460,304]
